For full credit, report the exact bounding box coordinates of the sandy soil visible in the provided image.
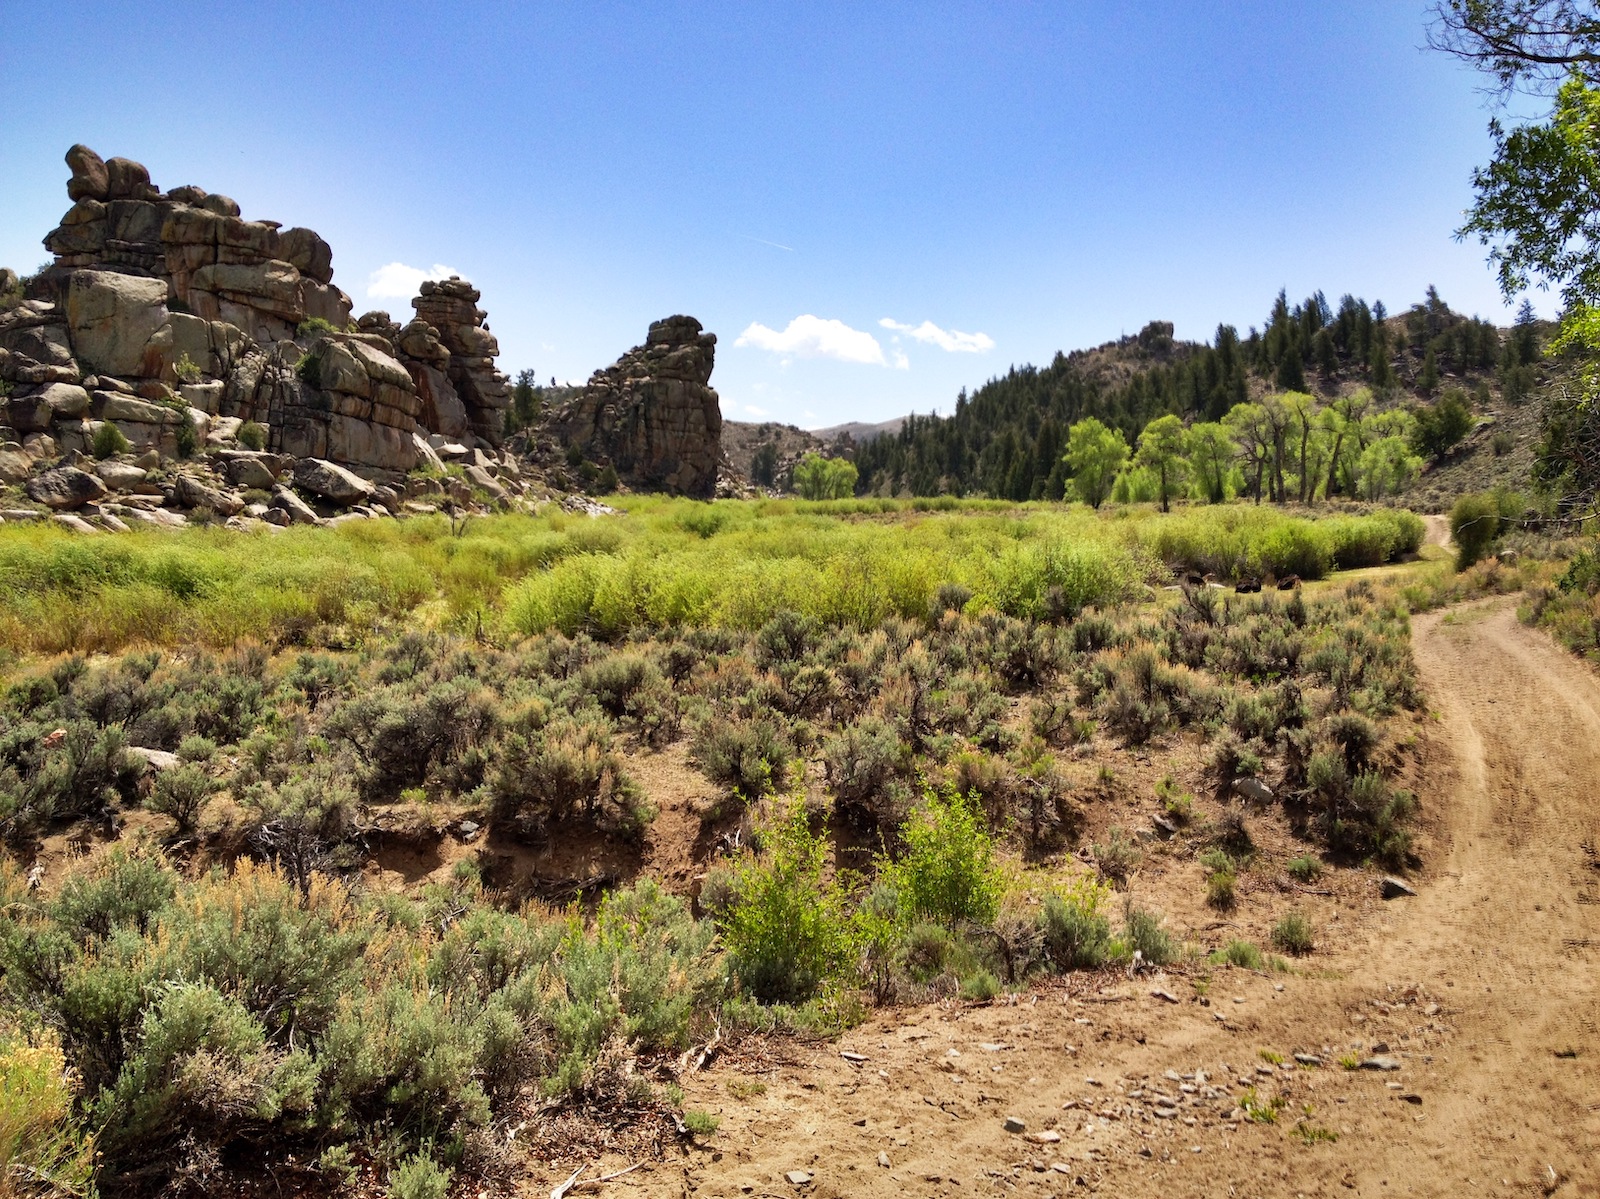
[613,599,1597,1199]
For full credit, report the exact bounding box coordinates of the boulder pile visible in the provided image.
[0,145,535,531]
[546,315,723,499]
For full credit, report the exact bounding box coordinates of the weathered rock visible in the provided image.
[52,512,99,534]
[26,466,108,509]
[127,746,180,772]
[1003,1117,1027,1133]
[65,270,169,376]
[1360,1056,1402,1071]
[1232,777,1274,805]
[406,278,510,443]
[464,464,508,501]
[23,433,58,460]
[270,485,320,525]
[219,452,280,489]
[549,315,722,498]
[292,457,373,504]
[95,460,148,490]
[179,380,225,414]
[175,474,244,516]
[0,450,31,483]
[65,145,109,202]
[1380,876,1417,899]
[96,393,181,425]
[38,382,91,417]
[5,392,52,433]
[105,157,157,202]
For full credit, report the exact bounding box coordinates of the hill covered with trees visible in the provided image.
[852,287,1541,502]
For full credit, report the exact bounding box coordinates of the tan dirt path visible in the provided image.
[649,599,1597,1199]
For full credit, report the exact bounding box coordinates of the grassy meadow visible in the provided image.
[0,497,1425,655]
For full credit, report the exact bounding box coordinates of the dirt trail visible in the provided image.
[649,600,1596,1199]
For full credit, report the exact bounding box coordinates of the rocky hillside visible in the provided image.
[0,145,730,529]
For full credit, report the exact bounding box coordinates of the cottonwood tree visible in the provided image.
[792,453,858,500]
[1186,422,1236,504]
[1135,414,1188,511]
[1064,418,1129,509]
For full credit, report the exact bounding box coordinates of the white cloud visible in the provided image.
[366,262,463,299]
[736,315,887,365]
[892,348,910,370]
[879,318,995,354]
[742,404,770,416]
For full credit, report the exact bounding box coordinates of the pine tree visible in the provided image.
[1314,328,1339,377]
[1276,350,1307,392]
[1419,346,1440,396]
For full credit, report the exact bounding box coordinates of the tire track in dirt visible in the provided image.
[661,600,1597,1199]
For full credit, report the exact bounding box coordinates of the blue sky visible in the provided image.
[0,2,1534,428]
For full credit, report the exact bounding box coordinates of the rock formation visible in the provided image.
[548,316,722,498]
[2,145,517,484]
[0,145,532,531]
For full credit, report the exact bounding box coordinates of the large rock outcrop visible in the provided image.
[406,278,510,443]
[2,145,515,479]
[41,145,350,346]
[549,316,722,498]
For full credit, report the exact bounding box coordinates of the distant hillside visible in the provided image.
[721,419,830,487]
[808,416,906,444]
[851,288,1538,501]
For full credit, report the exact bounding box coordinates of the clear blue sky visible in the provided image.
[0,1,1530,429]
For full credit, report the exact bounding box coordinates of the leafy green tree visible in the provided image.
[1224,402,1273,504]
[1185,421,1235,504]
[1357,436,1423,500]
[1321,388,1373,496]
[792,453,858,500]
[1064,418,1129,508]
[1282,391,1323,502]
[1460,74,1600,309]
[1135,413,1188,511]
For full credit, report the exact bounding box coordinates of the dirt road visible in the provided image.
[654,600,1596,1199]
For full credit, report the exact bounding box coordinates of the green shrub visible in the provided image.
[172,352,202,384]
[959,968,1000,1000]
[92,422,131,460]
[1213,939,1263,969]
[879,786,1003,929]
[720,799,855,1003]
[1286,855,1322,883]
[490,715,646,838]
[1450,492,1502,570]
[1271,912,1315,956]
[173,412,198,459]
[1039,879,1114,970]
[1123,904,1176,966]
[683,1109,721,1137]
[296,317,341,339]
[238,421,267,451]
[145,763,216,833]
[1093,826,1141,887]
[1206,869,1237,910]
[387,1152,452,1199]
[691,713,792,801]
